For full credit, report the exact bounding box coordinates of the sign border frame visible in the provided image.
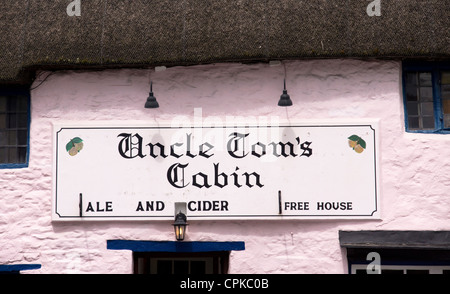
[52,120,380,221]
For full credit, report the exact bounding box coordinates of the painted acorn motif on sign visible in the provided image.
[66,137,84,156]
[348,135,366,154]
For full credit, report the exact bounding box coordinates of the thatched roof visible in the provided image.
[1,0,449,83]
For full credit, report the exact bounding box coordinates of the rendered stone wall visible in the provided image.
[1,59,449,273]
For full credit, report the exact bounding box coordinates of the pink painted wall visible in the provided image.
[1,59,449,273]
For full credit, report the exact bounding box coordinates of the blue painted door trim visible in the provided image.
[107,240,245,253]
[0,264,41,273]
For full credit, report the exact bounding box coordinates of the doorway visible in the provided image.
[133,251,229,274]
[107,240,245,274]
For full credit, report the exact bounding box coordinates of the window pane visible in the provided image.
[406,85,418,101]
[8,147,17,163]
[406,72,418,86]
[18,113,28,128]
[0,97,6,112]
[136,257,145,274]
[8,113,17,128]
[8,130,17,145]
[0,91,29,166]
[405,72,418,101]
[0,130,6,145]
[191,261,206,274]
[8,97,16,112]
[174,260,189,274]
[0,114,6,129]
[16,96,28,111]
[421,102,434,116]
[422,116,435,129]
[443,99,450,114]
[0,147,6,162]
[404,70,437,131]
[157,260,172,274]
[408,117,420,129]
[419,87,433,101]
[17,147,27,163]
[18,130,27,145]
[407,102,419,115]
[419,72,432,86]
[444,114,450,128]
[441,85,450,99]
[442,72,450,84]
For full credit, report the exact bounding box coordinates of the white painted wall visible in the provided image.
[1,59,449,273]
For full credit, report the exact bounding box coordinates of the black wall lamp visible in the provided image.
[278,79,293,107]
[173,211,188,241]
[145,82,159,108]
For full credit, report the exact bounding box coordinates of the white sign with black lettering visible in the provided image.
[52,121,380,220]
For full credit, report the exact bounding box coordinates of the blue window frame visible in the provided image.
[107,240,245,274]
[403,61,450,133]
[0,264,41,274]
[0,87,30,168]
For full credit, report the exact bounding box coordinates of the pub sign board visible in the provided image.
[52,120,380,221]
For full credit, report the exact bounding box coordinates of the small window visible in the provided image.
[351,264,450,274]
[403,61,450,133]
[0,88,30,168]
[346,247,450,275]
[133,252,229,274]
[151,257,212,274]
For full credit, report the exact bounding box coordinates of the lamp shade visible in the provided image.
[173,212,188,241]
[145,82,159,108]
[278,79,293,107]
